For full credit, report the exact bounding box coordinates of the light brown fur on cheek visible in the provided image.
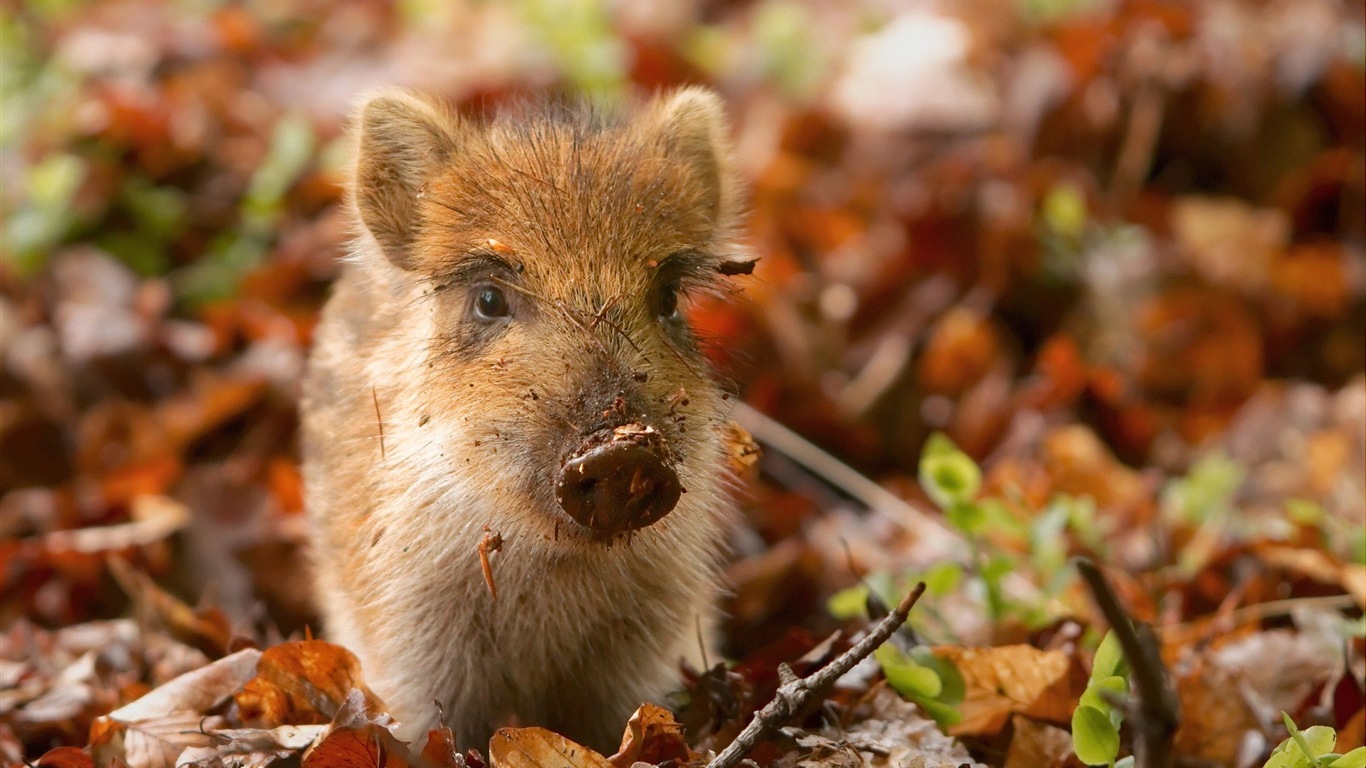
[302,88,745,752]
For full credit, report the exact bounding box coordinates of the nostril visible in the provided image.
[554,424,681,538]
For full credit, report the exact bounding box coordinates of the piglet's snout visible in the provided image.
[555,423,681,537]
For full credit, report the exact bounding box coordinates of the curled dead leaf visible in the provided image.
[607,703,693,768]
[302,690,409,768]
[234,640,386,728]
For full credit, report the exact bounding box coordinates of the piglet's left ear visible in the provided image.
[649,87,740,229]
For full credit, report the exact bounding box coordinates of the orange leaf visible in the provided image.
[607,704,693,768]
[488,728,613,768]
[235,640,386,728]
[934,645,1078,735]
[35,746,95,768]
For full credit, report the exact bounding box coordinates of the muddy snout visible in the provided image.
[555,423,682,537]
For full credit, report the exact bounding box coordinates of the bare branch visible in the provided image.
[1076,558,1179,768]
[706,583,927,768]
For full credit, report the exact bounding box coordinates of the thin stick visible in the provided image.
[706,583,927,768]
[1076,559,1179,768]
[730,402,964,556]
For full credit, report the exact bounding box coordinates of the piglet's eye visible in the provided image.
[657,283,680,320]
[474,285,510,320]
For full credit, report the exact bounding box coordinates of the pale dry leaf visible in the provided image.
[113,712,229,768]
[489,727,614,768]
[776,688,981,768]
[89,649,261,767]
[43,495,190,553]
[174,724,328,768]
[108,647,261,723]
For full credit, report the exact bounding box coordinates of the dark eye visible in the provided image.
[657,283,680,320]
[474,285,510,320]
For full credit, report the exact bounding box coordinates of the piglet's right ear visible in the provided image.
[352,91,459,270]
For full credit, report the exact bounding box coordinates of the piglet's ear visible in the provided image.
[352,90,460,270]
[649,87,740,228]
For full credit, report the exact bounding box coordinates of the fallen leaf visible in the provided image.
[775,688,981,768]
[488,728,613,768]
[418,722,466,768]
[607,704,693,768]
[89,648,261,768]
[933,645,1077,735]
[1172,657,1261,765]
[302,690,410,768]
[36,746,95,768]
[1003,715,1074,768]
[42,495,189,554]
[235,640,385,728]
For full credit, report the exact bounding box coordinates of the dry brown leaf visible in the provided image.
[88,648,261,768]
[1003,715,1076,768]
[775,688,981,768]
[1254,542,1364,602]
[418,722,466,768]
[1172,658,1261,765]
[155,372,268,452]
[723,420,762,477]
[488,727,613,768]
[42,495,188,554]
[36,746,96,768]
[934,645,1076,735]
[106,556,235,657]
[235,640,385,727]
[302,691,410,768]
[607,703,692,768]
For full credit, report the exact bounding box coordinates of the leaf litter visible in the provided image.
[1,0,1362,766]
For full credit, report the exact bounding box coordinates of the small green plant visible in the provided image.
[919,432,1016,619]
[1071,630,1130,767]
[1264,713,1366,768]
[874,641,965,728]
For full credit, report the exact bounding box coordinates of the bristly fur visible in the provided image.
[302,87,749,752]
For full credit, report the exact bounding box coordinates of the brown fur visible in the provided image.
[302,88,746,751]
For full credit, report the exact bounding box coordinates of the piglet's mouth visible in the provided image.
[554,423,681,539]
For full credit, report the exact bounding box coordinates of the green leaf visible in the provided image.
[1072,704,1120,766]
[826,585,870,620]
[1328,747,1366,768]
[1092,630,1128,681]
[919,433,981,510]
[875,643,941,699]
[922,562,964,596]
[1041,181,1088,240]
[1286,498,1326,525]
[910,647,965,705]
[1162,451,1245,525]
[1274,713,1337,766]
[1080,675,1128,728]
[916,696,963,728]
[945,500,988,534]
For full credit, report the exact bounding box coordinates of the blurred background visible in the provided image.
[1,0,1363,747]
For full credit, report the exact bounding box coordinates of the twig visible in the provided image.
[730,402,964,556]
[706,583,927,768]
[1076,558,1179,768]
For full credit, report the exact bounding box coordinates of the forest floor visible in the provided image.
[2,1,1363,767]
